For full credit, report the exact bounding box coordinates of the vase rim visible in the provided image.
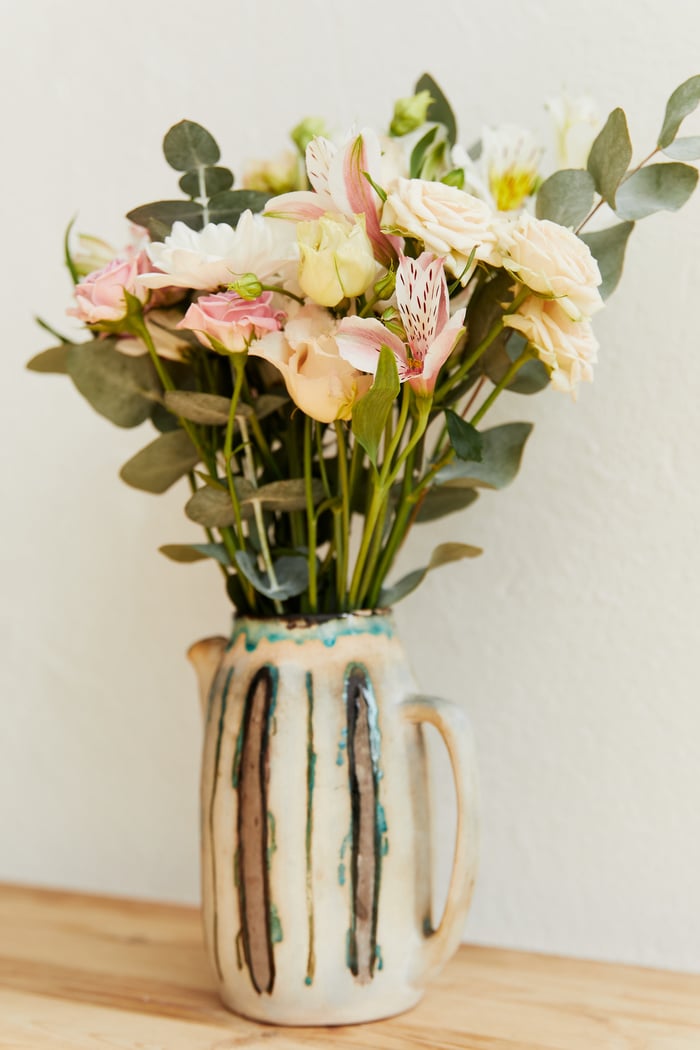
[233,608,392,628]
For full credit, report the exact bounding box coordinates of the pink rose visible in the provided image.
[67,256,149,325]
[178,291,283,353]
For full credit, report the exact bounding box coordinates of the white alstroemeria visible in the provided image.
[546,93,600,169]
[452,126,541,214]
[336,253,466,396]
[138,212,298,291]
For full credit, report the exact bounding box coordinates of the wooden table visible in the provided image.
[2,883,699,1049]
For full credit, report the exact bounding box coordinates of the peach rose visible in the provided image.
[504,296,598,397]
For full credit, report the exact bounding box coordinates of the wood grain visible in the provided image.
[1,882,699,1048]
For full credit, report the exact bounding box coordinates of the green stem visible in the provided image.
[334,422,351,610]
[240,415,282,614]
[469,350,533,427]
[224,356,257,611]
[248,412,280,478]
[304,415,318,613]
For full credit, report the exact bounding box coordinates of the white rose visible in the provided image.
[139,212,298,291]
[498,212,603,321]
[381,177,500,283]
[249,304,372,423]
[504,296,598,398]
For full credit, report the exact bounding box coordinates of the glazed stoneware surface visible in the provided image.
[189,612,479,1026]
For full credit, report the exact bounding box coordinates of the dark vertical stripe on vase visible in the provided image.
[207,665,233,982]
[236,666,277,995]
[345,664,383,983]
[304,671,316,986]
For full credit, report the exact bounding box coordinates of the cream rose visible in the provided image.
[504,296,598,397]
[249,304,371,422]
[381,177,500,282]
[498,212,603,321]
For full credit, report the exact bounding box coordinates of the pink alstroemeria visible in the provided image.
[265,129,399,268]
[336,254,466,396]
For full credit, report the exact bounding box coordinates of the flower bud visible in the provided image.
[373,269,396,301]
[297,214,376,307]
[291,117,329,155]
[243,150,301,195]
[390,90,433,136]
[229,273,264,300]
[71,233,116,278]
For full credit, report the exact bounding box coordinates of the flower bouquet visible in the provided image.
[29,74,700,1025]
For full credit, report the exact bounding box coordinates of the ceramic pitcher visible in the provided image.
[188,611,479,1026]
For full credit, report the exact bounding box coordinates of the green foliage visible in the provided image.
[185,482,254,526]
[235,551,310,601]
[163,120,221,171]
[662,136,700,161]
[482,333,550,395]
[535,169,596,227]
[580,222,635,300]
[126,200,205,239]
[414,73,457,146]
[179,166,234,197]
[445,409,483,461]
[379,541,481,606]
[351,346,400,468]
[438,423,533,488]
[657,75,700,149]
[66,339,160,428]
[207,189,271,224]
[416,485,479,523]
[409,126,439,179]
[240,479,325,512]
[587,108,632,208]
[163,390,232,425]
[159,543,229,566]
[119,430,200,493]
[614,162,698,220]
[26,344,70,373]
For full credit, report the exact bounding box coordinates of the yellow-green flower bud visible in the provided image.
[291,117,329,155]
[373,269,396,301]
[297,214,376,307]
[229,273,264,300]
[390,90,433,137]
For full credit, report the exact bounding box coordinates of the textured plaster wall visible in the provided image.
[3,0,700,972]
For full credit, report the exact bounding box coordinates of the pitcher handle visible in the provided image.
[400,695,479,982]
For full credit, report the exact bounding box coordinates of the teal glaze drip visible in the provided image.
[338,829,351,886]
[270,902,283,945]
[232,613,395,652]
[304,975,313,986]
[304,671,317,988]
[208,666,233,983]
[266,812,277,869]
[375,944,384,971]
[336,727,347,766]
[338,862,346,887]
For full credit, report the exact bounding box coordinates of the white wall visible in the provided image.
[3,0,700,973]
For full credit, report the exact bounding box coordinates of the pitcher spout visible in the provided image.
[187,636,227,720]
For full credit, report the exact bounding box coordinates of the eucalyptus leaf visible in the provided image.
[614,163,698,220]
[253,393,290,418]
[484,332,550,394]
[535,169,596,227]
[207,189,271,225]
[240,478,325,512]
[351,345,400,468]
[26,343,70,374]
[159,543,229,566]
[66,340,160,427]
[151,402,181,433]
[235,551,309,600]
[414,73,457,146]
[658,75,700,149]
[586,108,632,207]
[179,166,234,197]
[409,126,439,179]
[438,422,533,488]
[379,541,481,606]
[580,221,634,300]
[445,409,483,461]
[185,481,254,526]
[126,199,204,239]
[164,390,232,425]
[416,484,479,523]
[662,136,700,161]
[119,430,199,493]
[163,120,220,171]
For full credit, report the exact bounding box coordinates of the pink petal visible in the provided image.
[336,316,407,374]
[412,311,466,392]
[305,137,336,196]
[340,133,399,268]
[395,253,449,360]
[264,190,333,221]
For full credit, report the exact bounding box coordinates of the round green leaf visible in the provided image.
[126,200,204,239]
[163,120,220,171]
[580,222,634,300]
[535,169,596,228]
[164,390,232,425]
[179,166,234,198]
[662,136,700,161]
[614,163,698,221]
[658,75,700,149]
[119,430,200,493]
[438,422,533,489]
[586,108,632,207]
[66,340,160,428]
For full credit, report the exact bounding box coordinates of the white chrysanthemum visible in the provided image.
[139,212,298,291]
